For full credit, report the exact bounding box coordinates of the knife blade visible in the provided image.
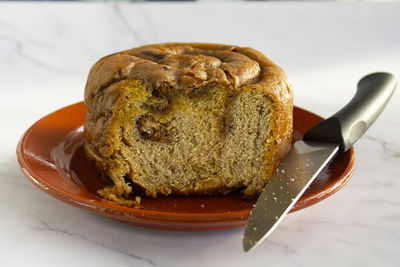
[243,72,397,252]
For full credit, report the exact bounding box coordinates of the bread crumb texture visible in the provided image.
[84,43,293,206]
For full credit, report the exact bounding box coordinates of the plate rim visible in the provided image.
[16,102,355,229]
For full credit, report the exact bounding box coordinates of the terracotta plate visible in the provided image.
[17,102,355,231]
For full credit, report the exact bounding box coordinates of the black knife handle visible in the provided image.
[303,72,397,152]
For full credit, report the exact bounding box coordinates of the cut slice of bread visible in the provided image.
[84,43,293,206]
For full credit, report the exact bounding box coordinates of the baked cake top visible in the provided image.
[85,43,291,108]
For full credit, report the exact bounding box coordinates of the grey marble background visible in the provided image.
[0,2,399,266]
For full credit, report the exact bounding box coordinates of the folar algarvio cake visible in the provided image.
[83,43,293,206]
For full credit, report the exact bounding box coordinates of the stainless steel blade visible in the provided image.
[243,141,339,252]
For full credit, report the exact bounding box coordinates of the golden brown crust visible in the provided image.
[86,43,267,104]
[84,43,293,202]
[85,43,292,149]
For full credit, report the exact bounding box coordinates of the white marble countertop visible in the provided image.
[1,2,399,266]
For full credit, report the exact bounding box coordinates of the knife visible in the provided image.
[243,72,397,252]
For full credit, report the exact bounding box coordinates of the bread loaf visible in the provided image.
[84,43,293,206]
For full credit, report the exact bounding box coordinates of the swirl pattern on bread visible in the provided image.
[84,43,293,206]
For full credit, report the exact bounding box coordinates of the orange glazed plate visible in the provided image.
[17,102,355,231]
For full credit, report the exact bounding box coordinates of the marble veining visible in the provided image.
[0,21,64,71]
[33,219,157,267]
[113,3,147,46]
[364,134,400,158]
[1,2,400,267]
